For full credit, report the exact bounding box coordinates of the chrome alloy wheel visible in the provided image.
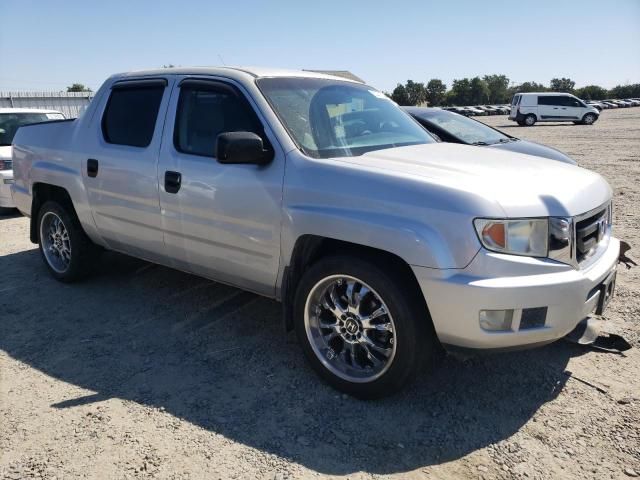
[304,275,397,383]
[40,212,72,273]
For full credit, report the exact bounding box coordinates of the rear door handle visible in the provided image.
[87,158,99,178]
[164,171,182,194]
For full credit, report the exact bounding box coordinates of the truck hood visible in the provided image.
[0,145,11,160]
[333,143,611,217]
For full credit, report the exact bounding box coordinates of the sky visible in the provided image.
[1,0,639,93]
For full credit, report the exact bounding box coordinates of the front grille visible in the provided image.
[575,207,608,263]
[0,159,12,171]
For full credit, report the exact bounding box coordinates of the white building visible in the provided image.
[0,91,94,119]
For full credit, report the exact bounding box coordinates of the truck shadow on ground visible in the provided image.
[0,249,584,475]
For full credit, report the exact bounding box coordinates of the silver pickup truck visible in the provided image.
[11,67,619,398]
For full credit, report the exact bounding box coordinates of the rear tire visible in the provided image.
[293,255,434,399]
[37,200,99,282]
[524,114,536,126]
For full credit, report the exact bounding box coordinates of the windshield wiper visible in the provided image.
[470,141,490,146]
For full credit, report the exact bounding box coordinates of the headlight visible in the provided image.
[474,218,548,257]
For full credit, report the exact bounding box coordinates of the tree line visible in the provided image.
[387,76,640,106]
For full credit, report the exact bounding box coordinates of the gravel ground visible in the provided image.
[1,108,639,480]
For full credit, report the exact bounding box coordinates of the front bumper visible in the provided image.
[0,170,15,208]
[412,236,620,349]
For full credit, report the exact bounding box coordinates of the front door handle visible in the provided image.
[87,158,99,178]
[165,171,182,194]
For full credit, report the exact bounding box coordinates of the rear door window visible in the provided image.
[102,83,166,147]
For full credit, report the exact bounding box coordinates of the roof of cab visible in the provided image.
[113,66,363,84]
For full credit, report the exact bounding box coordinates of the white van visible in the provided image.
[509,92,599,126]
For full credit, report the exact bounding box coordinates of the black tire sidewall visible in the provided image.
[37,200,91,282]
[583,113,596,125]
[525,114,536,126]
[293,255,431,399]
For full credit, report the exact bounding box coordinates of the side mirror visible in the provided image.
[216,132,271,165]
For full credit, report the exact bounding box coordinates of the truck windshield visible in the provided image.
[0,113,65,146]
[257,77,435,159]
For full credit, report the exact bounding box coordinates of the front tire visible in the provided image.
[581,113,597,125]
[524,114,536,126]
[37,200,98,282]
[294,255,433,399]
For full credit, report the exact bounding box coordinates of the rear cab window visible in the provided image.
[102,80,166,147]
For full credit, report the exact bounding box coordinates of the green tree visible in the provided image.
[574,85,607,100]
[550,77,575,92]
[405,80,427,106]
[66,83,92,92]
[425,79,447,106]
[508,81,548,96]
[390,84,411,106]
[608,83,640,99]
[483,74,510,103]
[448,78,472,105]
[469,77,490,104]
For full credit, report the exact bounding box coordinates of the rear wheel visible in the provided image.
[294,255,433,399]
[524,114,536,126]
[582,113,597,125]
[37,200,99,282]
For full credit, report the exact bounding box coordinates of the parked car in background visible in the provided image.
[509,92,600,126]
[625,99,640,106]
[586,101,604,111]
[11,67,619,398]
[405,107,576,164]
[601,101,619,108]
[466,106,486,116]
[610,100,630,107]
[0,108,65,212]
[444,106,475,116]
[490,105,510,114]
[474,106,497,115]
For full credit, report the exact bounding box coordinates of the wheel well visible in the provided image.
[281,235,429,331]
[30,184,76,243]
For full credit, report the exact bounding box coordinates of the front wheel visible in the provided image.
[38,200,99,282]
[524,114,536,126]
[582,113,597,125]
[294,255,433,399]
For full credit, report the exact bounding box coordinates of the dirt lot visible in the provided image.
[1,108,639,480]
